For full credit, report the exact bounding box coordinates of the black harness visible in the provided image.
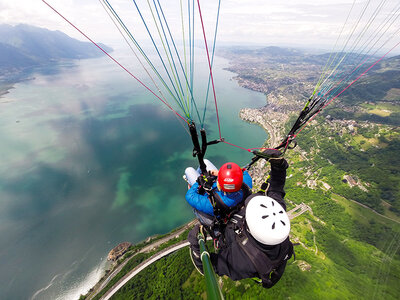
[198,181,251,245]
[209,182,252,221]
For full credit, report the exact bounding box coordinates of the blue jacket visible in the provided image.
[185,171,252,216]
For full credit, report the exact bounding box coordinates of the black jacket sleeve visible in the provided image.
[266,159,288,211]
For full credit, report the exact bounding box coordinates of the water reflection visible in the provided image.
[0,54,267,299]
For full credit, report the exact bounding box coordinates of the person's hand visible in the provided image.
[209,170,218,176]
[261,148,283,158]
[262,149,287,166]
[199,225,207,240]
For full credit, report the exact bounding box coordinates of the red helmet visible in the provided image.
[218,162,243,192]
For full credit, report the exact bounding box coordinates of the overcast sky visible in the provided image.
[1,0,399,52]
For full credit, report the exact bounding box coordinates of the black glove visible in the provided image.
[261,148,282,158]
[262,149,288,168]
[196,174,216,193]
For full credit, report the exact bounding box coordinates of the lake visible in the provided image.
[0,52,267,299]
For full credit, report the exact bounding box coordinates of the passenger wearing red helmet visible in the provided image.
[184,160,252,226]
[218,162,244,192]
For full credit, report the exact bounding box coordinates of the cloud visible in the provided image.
[0,0,398,50]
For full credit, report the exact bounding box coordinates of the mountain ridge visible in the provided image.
[0,24,112,73]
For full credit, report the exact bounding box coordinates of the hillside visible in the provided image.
[82,47,400,299]
[224,47,400,216]
[326,55,400,126]
[98,130,400,299]
[0,24,112,75]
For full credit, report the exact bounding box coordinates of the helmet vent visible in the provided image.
[281,221,286,226]
[260,204,267,208]
[262,215,269,219]
[272,222,276,229]
[279,211,283,214]
[271,201,275,207]
[227,164,232,169]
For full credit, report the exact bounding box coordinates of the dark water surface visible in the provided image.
[0,54,267,299]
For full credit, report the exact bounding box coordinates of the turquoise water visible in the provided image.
[0,53,267,299]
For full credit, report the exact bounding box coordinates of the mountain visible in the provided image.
[325,55,400,126]
[0,24,112,72]
[0,41,37,68]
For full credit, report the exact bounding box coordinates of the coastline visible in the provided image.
[84,221,196,299]
[238,93,294,149]
[235,82,302,189]
[1,70,34,99]
[238,102,284,189]
[239,106,280,148]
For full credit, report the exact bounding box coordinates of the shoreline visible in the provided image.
[84,221,197,299]
[238,93,295,149]
[239,107,279,148]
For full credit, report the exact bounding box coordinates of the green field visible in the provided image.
[361,102,400,117]
[331,194,400,226]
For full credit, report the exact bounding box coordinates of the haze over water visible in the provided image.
[0,53,267,299]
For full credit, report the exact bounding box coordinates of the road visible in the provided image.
[101,241,191,300]
[97,205,313,299]
[287,203,311,219]
[87,220,197,299]
[332,193,400,224]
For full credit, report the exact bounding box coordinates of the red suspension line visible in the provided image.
[197,0,222,140]
[222,140,252,152]
[321,55,371,99]
[42,0,187,123]
[295,40,400,138]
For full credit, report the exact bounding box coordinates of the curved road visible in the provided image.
[87,220,197,300]
[101,241,191,300]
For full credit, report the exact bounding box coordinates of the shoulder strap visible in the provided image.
[209,189,229,219]
[241,183,252,200]
[236,230,274,275]
[209,183,251,219]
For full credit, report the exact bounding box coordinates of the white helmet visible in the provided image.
[245,195,290,245]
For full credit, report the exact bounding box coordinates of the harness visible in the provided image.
[209,183,252,221]
[201,182,251,246]
[232,212,294,288]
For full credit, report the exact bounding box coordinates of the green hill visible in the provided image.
[326,55,400,126]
